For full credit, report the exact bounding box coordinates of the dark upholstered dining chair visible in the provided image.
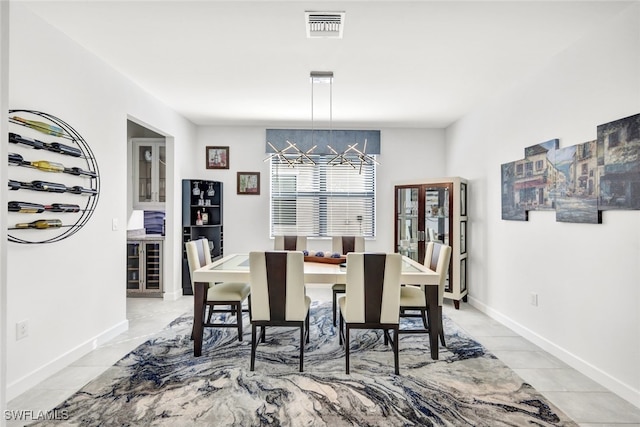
[273,235,307,251]
[330,236,365,326]
[186,239,250,342]
[248,251,311,372]
[399,242,451,346]
[338,252,402,375]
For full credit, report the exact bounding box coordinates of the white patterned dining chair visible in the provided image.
[248,251,311,372]
[338,252,402,375]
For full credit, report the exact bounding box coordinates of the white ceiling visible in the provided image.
[19,1,634,128]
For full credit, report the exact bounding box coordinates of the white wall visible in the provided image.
[1,0,10,418]
[446,4,640,407]
[194,127,446,254]
[5,4,196,399]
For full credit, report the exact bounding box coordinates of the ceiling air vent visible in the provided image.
[305,11,345,39]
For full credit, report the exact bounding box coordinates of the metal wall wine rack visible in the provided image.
[7,109,100,244]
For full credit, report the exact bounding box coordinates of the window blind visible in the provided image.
[270,155,376,238]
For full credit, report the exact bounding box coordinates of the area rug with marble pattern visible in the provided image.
[31,302,576,426]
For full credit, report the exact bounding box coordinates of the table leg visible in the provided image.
[193,281,206,357]
[425,286,440,360]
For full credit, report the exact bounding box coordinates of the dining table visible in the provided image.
[191,253,442,359]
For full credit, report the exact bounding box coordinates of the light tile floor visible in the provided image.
[7,286,640,427]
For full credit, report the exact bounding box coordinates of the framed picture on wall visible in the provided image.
[206,146,229,169]
[460,182,467,216]
[237,172,260,195]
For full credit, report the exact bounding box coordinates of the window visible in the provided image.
[270,155,376,237]
[608,130,620,148]
[525,162,533,176]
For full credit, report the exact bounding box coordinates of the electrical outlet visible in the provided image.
[530,292,538,307]
[112,218,119,231]
[16,320,29,340]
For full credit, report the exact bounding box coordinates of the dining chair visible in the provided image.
[186,239,251,342]
[273,235,307,251]
[248,251,311,372]
[398,241,451,346]
[338,252,402,375]
[330,236,365,326]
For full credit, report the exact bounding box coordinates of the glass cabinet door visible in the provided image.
[396,186,421,262]
[144,242,162,291]
[127,242,141,290]
[132,138,166,209]
[424,183,453,291]
[158,145,166,203]
[137,144,154,204]
[424,184,451,246]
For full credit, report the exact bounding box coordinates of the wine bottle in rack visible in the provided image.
[31,180,67,193]
[64,166,97,177]
[14,219,63,229]
[45,142,82,158]
[9,153,25,165]
[9,132,44,150]
[8,201,45,213]
[67,185,97,195]
[8,180,23,190]
[11,116,64,137]
[30,160,65,173]
[45,203,81,213]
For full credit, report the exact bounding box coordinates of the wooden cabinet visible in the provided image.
[394,177,468,308]
[182,180,223,295]
[127,239,163,297]
[132,138,165,209]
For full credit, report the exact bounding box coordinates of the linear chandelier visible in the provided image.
[265,71,379,173]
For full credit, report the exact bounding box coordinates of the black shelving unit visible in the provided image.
[182,180,223,295]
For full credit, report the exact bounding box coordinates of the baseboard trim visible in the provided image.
[7,319,129,401]
[163,289,183,301]
[467,296,640,409]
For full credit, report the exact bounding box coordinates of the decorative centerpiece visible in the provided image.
[303,250,346,264]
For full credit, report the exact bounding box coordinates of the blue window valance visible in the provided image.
[266,129,380,155]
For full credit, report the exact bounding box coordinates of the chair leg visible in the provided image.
[299,322,304,372]
[421,308,429,330]
[261,325,266,343]
[393,327,399,375]
[250,324,257,371]
[345,325,351,374]
[332,290,337,327]
[305,311,310,344]
[338,310,344,345]
[383,328,389,346]
[206,305,213,324]
[438,306,446,347]
[236,302,243,342]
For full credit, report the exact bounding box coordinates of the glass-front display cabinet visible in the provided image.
[395,177,468,308]
[126,239,163,297]
[132,138,166,209]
